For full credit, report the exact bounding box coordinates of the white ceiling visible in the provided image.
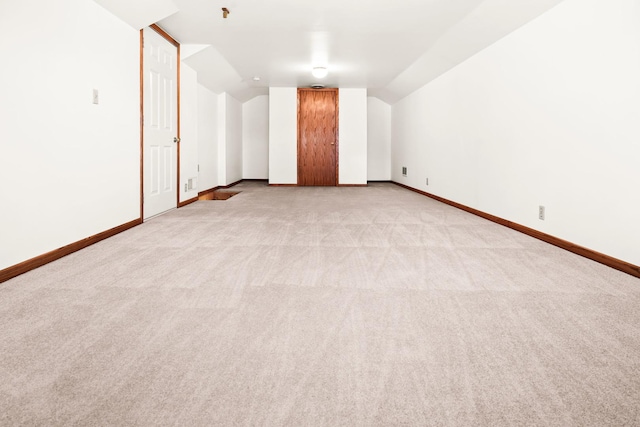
[97,0,565,103]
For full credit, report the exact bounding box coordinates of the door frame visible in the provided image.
[297,88,339,186]
[139,24,181,219]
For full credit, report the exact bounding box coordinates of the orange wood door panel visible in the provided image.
[298,89,338,186]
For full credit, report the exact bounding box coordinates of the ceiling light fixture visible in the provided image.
[252,76,261,81]
[312,67,328,79]
[222,7,230,18]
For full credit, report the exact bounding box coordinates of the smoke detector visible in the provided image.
[310,84,325,89]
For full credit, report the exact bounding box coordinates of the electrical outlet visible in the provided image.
[539,205,545,220]
[426,178,429,186]
[92,89,99,105]
[402,166,407,177]
[184,183,188,192]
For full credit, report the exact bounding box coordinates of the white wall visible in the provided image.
[338,89,368,185]
[367,97,391,181]
[269,87,298,184]
[197,85,219,192]
[180,63,199,201]
[0,0,140,270]
[217,94,227,186]
[215,92,243,186]
[225,94,243,184]
[242,95,269,179]
[391,0,640,266]
[198,91,243,189]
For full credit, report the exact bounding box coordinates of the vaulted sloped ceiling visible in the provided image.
[95,0,565,103]
[94,0,179,30]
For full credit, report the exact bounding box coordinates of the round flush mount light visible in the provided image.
[312,67,328,79]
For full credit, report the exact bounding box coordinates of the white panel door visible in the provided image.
[143,27,178,220]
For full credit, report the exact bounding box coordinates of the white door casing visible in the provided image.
[143,27,178,220]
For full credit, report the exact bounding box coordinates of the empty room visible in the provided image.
[1,0,639,425]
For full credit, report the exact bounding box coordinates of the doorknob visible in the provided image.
[173,137,180,143]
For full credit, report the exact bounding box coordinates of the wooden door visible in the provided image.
[143,27,179,220]
[298,89,338,186]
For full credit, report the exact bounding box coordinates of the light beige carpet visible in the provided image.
[1,182,639,426]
